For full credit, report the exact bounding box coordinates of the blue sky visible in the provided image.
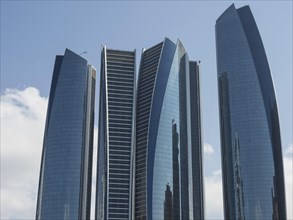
[1,1,292,219]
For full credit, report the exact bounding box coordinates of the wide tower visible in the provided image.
[216,4,286,219]
[134,38,204,220]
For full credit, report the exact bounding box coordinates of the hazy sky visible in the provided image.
[1,1,292,219]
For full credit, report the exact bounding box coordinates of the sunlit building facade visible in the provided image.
[134,38,204,220]
[36,49,96,219]
[96,47,136,220]
[216,4,286,219]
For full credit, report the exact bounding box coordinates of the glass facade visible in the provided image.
[135,38,204,220]
[96,47,136,220]
[189,61,204,220]
[216,4,286,220]
[135,42,164,220]
[36,49,96,220]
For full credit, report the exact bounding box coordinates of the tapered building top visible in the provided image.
[216,4,286,219]
[135,38,204,220]
[36,49,96,220]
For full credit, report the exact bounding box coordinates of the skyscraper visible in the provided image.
[134,38,204,220]
[96,47,136,220]
[36,49,96,219]
[216,4,286,219]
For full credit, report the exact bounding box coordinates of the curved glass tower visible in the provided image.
[96,47,136,220]
[36,49,96,219]
[135,38,204,220]
[216,4,286,220]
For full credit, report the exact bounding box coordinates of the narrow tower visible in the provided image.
[96,47,136,220]
[36,49,96,219]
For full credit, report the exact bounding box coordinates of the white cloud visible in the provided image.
[284,144,293,219]
[204,169,224,219]
[204,143,215,155]
[0,87,99,220]
[0,87,48,219]
[285,143,293,155]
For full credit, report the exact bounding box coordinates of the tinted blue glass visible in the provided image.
[146,39,177,220]
[135,38,204,220]
[151,42,180,219]
[216,4,286,219]
[36,49,95,219]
